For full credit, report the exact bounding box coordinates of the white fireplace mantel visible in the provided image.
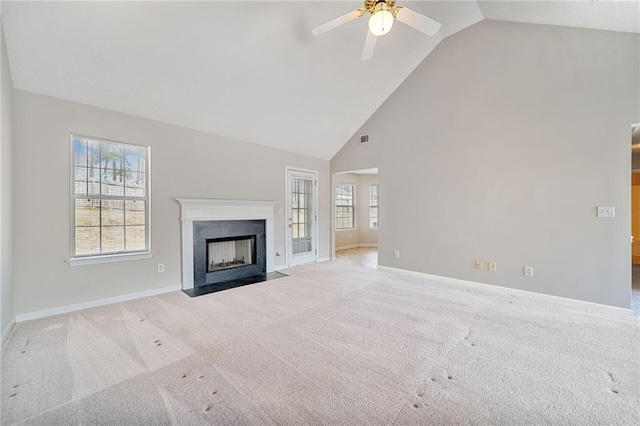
[175,198,278,290]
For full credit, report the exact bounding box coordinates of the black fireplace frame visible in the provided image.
[193,220,266,287]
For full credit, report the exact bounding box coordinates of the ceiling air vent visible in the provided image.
[360,134,370,144]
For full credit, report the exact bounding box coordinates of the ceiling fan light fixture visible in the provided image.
[368,3,394,36]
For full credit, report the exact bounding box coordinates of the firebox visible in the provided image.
[206,235,256,272]
[192,219,266,287]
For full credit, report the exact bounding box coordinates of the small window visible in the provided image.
[369,184,378,229]
[71,135,150,259]
[335,183,355,230]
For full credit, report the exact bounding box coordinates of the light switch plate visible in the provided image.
[524,266,534,277]
[597,206,615,218]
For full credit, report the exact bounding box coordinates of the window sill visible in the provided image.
[335,228,356,232]
[68,251,152,267]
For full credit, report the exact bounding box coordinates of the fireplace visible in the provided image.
[207,235,256,272]
[175,198,278,291]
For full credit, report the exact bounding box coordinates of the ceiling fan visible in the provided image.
[312,0,442,61]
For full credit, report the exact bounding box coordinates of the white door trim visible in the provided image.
[285,166,319,267]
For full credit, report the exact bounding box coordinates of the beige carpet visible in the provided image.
[2,251,639,425]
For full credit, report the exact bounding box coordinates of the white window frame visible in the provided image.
[335,183,356,231]
[68,134,152,266]
[369,184,378,229]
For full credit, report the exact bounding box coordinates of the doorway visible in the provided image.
[285,167,318,267]
[332,168,378,267]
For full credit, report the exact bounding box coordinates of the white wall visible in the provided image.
[1,18,14,339]
[334,173,378,249]
[12,90,330,316]
[332,21,640,308]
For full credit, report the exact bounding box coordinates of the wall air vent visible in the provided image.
[360,134,370,144]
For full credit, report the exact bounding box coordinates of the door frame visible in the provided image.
[285,166,319,267]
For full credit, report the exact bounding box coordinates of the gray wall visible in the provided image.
[332,21,640,308]
[334,173,378,249]
[12,90,330,316]
[1,19,14,339]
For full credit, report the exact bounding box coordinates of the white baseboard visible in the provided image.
[336,243,378,251]
[273,264,288,272]
[0,317,16,351]
[318,257,331,263]
[15,284,182,323]
[376,266,632,313]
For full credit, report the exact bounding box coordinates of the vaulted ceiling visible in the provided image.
[2,1,639,159]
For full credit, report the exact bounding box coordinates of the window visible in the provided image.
[369,184,378,229]
[335,183,355,230]
[71,135,150,261]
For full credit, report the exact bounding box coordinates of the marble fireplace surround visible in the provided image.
[176,199,278,290]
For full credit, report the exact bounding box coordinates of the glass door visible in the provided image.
[286,168,317,266]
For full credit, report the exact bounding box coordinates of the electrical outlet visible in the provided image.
[524,266,534,277]
[394,250,400,258]
[488,262,497,272]
[475,261,483,270]
[157,263,165,273]
[597,206,615,218]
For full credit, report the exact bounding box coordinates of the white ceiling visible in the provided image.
[2,1,639,159]
[479,0,640,34]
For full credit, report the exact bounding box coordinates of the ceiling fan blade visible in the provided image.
[361,31,377,61]
[395,7,442,36]
[312,9,362,36]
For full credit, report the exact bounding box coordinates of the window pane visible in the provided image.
[124,145,147,173]
[101,226,125,253]
[100,141,124,171]
[75,199,101,227]
[126,225,146,251]
[102,200,124,225]
[99,142,124,196]
[335,183,355,229]
[75,227,100,256]
[125,172,146,197]
[370,185,378,206]
[101,178,124,196]
[88,139,101,168]
[87,168,101,195]
[73,138,88,166]
[74,167,88,195]
[125,200,145,225]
